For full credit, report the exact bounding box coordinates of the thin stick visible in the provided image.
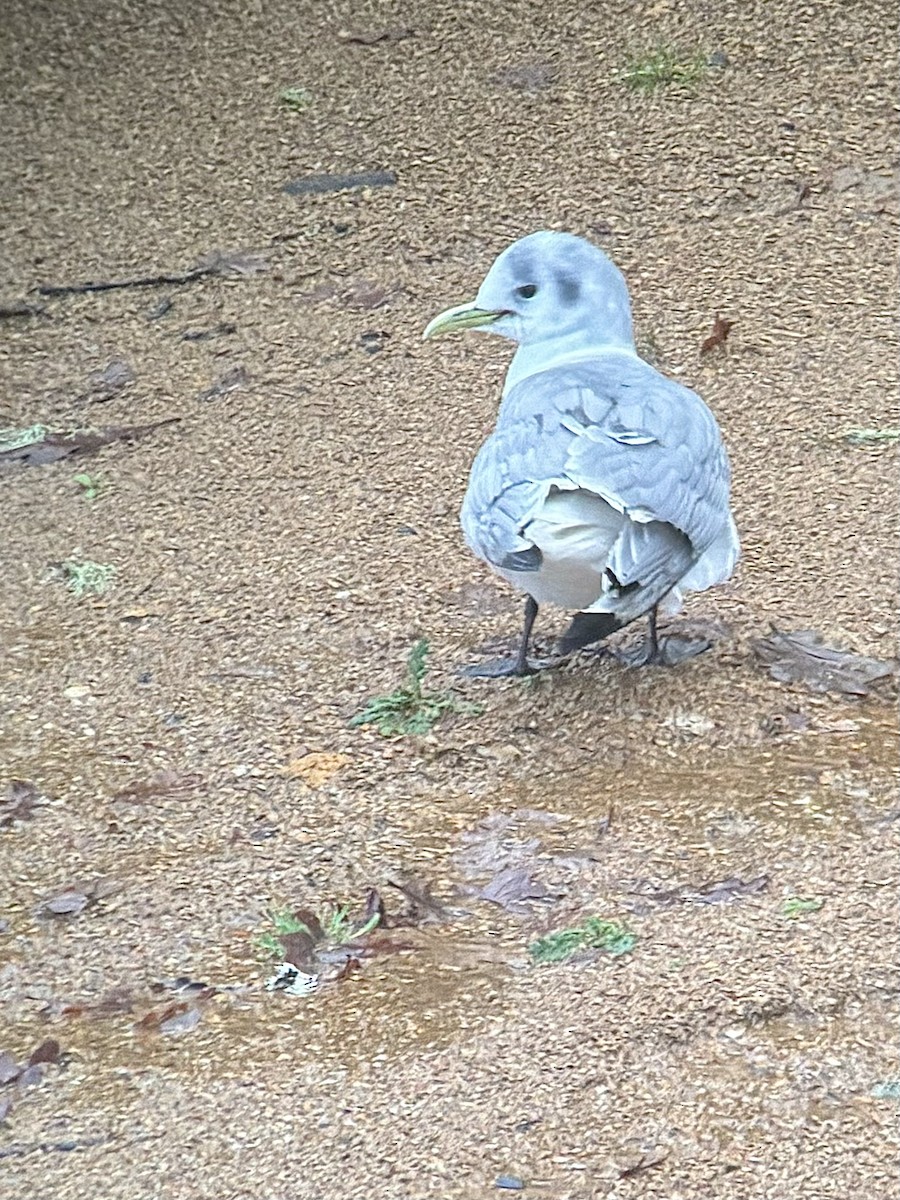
[37,268,212,298]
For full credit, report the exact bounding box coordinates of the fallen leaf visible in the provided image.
[159,1007,202,1035]
[41,890,90,917]
[0,418,180,467]
[135,1002,186,1031]
[455,814,542,877]
[39,876,117,917]
[87,358,135,397]
[283,752,349,787]
[195,247,270,276]
[181,322,237,342]
[692,875,769,904]
[385,874,451,923]
[626,874,769,909]
[197,365,249,402]
[16,1064,44,1089]
[336,26,414,46]
[112,769,204,804]
[27,1039,60,1067]
[329,957,362,983]
[0,1052,20,1085]
[753,628,899,696]
[619,1151,669,1178]
[700,313,734,355]
[0,779,46,826]
[340,278,391,310]
[280,929,318,970]
[479,867,551,914]
[489,61,557,92]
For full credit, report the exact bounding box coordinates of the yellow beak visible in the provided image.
[422,302,505,340]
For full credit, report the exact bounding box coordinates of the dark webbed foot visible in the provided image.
[614,634,712,668]
[613,606,712,668]
[462,595,543,679]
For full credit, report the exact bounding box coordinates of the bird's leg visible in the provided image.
[461,595,545,678]
[615,605,712,667]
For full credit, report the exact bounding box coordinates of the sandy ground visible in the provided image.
[1,1,898,1197]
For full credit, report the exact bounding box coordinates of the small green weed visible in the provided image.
[623,46,708,92]
[529,917,637,965]
[256,904,381,959]
[350,639,483,736]
[871,1080,900,1100]
[321,904,381,945]
[255,909,312,959]
[279,86,314,111]
[61,559,115,598]
[781,896,824,918]
[73,472,104,500]
[844,427,900,446]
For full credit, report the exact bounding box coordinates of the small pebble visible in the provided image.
[495,1175,525,1191]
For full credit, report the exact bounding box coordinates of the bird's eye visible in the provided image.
[515,284,538,300]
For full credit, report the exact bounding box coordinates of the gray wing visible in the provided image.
[462,354,733,586]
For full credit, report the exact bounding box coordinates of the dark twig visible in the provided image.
[37,268,211,298]
[0,301,46,319]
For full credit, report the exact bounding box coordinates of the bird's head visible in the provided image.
[423,231,634,352]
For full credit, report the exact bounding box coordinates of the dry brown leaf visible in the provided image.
[478,867,552,914]
[283,752,350,787]
[0,419,180,467]
[0,779,46,826]
[753,628,899,696]
[700,313,734,355]
[28,1038,61,1067]
[113,770,204,804]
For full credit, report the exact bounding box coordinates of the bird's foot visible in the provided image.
[458,656,556,679]
[614,635,712,668]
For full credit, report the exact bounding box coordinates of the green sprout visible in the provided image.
[255,904,382,960]
[61,559,115,598]
[781,896,824,918]
[623,47,709,92]
[255,909,312,959]
[279,86,314,112]
[321,904,381,945]
[73,472,104,500]
[529,917,637,965]
[350,639,482,736]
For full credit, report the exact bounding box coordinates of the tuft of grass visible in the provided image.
[0,423,49,452]
[350,639,483,736]
[256,904,382,959]
[844,427,900,446]
[529,917,637,965]
[73,472,104,500]
[623,46,708,92]
[321,904,381,945]
[61,559,115,598]
[781,895,824,918]
[279,86,314,111]
[255,908,312,959]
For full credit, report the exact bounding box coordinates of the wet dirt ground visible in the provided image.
[1,1,898,1197]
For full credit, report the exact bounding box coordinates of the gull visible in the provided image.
[423,230,739,677]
